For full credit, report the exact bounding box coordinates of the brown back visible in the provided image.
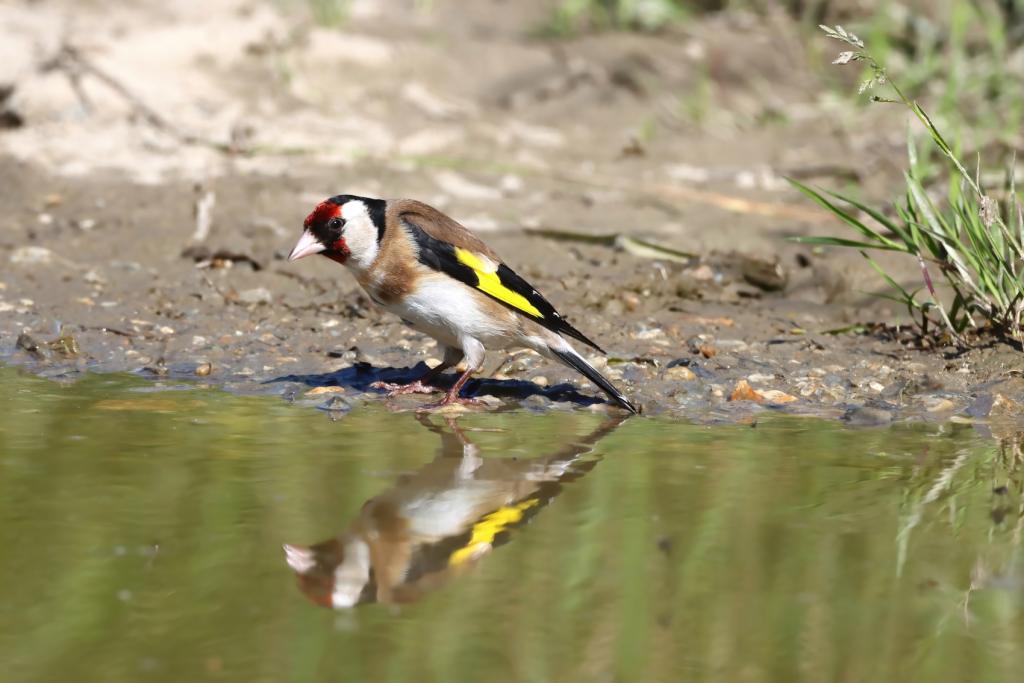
[386,198,501,260]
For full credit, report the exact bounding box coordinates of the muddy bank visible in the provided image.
[2,160,1024,431]
[1,1,1023,429]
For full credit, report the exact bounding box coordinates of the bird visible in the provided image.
[288,194,639,413]
[284,414,623,608]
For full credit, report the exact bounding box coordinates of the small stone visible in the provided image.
[522,395,551,409]
[158,326,175,335]
[689,264,715,281]
[741,256,788,291]
[10,246,54,265]
[432,402,471,415]
[665,366,696,381]
[842,405,894,426]
[868,381,885,393]
[760,389,797,404]
[924,397,955,413]
[238,287,273,305]
[531,375,549,387]
[195,363,212,377]
[729,379,763,403]
[305,386,345,396]
[83,268,106,285]
[698,344,717,358]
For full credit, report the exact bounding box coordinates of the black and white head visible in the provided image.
[283,537,373,609]
[288,194,387,270]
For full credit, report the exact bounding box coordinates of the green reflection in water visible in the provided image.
[0,367,1022,683]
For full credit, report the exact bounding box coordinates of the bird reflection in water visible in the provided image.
[283,414,624,608]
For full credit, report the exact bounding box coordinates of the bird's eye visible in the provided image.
[327,217,345,231]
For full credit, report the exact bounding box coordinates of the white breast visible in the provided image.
[384,275,512,349]
[402,483,512,540]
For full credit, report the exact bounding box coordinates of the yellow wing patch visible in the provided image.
[454,248,543,318]
[448,499,539,566]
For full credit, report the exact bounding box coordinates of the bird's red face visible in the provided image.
[289,199,350,264]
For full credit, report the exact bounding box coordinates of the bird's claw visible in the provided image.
[370,380,442,397]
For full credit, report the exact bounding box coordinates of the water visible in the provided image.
[1,367,1022,682]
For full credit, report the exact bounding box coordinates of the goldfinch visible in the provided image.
[288,194,639,413]
[284,414,623,608]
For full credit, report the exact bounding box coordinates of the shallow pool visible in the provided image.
[0,368,1021,682]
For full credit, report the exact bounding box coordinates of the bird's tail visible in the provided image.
[550,345,640,415]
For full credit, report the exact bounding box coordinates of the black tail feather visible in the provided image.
[555,320,605,355]
[552,348,640,414]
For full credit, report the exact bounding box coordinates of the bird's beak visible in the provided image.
[288,230,326,261]
[283,543,316,573]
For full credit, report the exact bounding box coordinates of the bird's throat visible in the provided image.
[323,238,351,265]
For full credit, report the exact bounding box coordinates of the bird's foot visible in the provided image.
[415,395,484,412]
[370,380,442,397]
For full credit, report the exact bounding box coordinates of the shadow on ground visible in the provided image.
[266,361,609,410]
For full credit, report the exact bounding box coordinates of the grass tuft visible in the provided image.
[792,25,1024,345]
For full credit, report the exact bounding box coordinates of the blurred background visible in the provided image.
[2,0,1022,288]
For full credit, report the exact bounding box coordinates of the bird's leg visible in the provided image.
[418,340,484,410]
[372,347,464,397]
[417,368,482,410]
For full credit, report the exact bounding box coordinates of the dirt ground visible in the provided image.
[1,0,1022,427]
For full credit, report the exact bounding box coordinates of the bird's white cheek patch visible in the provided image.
[331,539,371,609]
[341,202,379,270]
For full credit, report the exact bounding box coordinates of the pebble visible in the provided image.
[10,246,54,265]
[689,264,715,281]
[195,363,212,377]
[664,366,697,381]
[83,268,106,285]
[305,386,345,396]
[522,395,551,409]
[842,405,894,426]
[531,375,549,387]
[923,397,956,413]
[729,380,762,403]
[759,389,797,404]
